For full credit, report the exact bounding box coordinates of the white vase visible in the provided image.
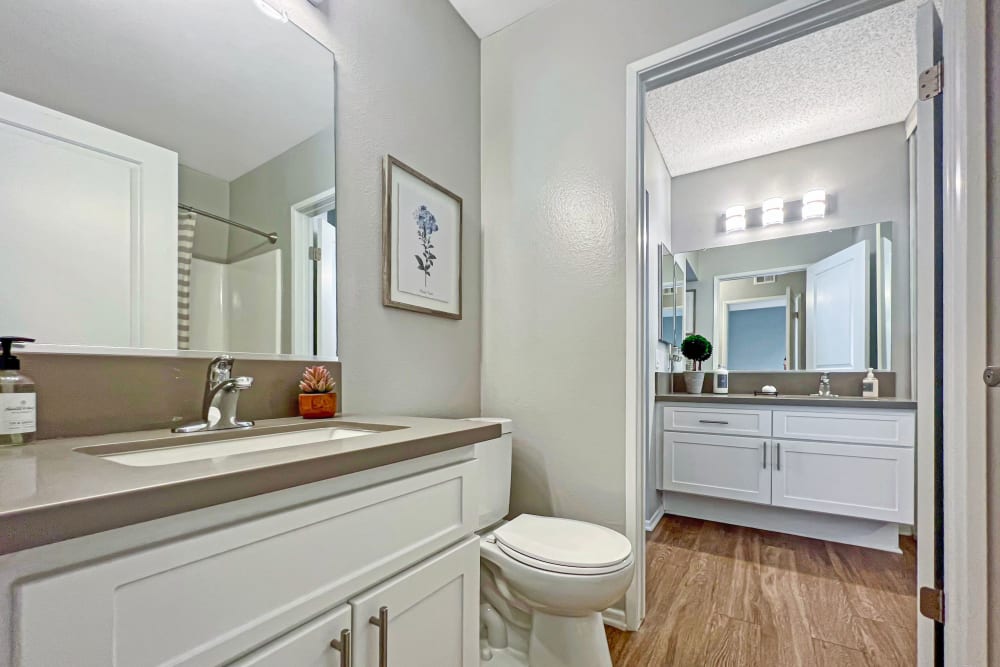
[684,371,706,394]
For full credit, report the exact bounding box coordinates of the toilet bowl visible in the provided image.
[467,419,634,667]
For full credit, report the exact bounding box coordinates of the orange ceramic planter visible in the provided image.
[299,392,337,419]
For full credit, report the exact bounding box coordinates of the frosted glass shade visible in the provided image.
[802,189,827,219]
[725,205,746,232]
[762,198,784,226]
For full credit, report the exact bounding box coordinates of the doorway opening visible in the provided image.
[621,0,960,663]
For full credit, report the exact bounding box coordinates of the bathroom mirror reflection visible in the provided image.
[0,0,337,357]
[680,221,905,372]
[658,245,686,349]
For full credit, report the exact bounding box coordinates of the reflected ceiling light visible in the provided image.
[725,205,746,233]
[254,0,289,22]
[802,189,827,219]
[762,198,784,226]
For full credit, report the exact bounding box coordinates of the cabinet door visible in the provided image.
[229,605,351,667]
[661,432,771,504]
[351,537,479,667]
[772,440,914,522]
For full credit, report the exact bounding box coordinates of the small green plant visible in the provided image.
[299,366,337,394]
[681,334,713,371]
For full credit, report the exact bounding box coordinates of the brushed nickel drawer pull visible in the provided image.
[370,606,389,667]
[762,441,767,469]
[776,442,781,471]
[699,419,730,425]
[329,628,351,667]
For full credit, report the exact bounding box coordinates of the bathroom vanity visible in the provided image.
[0,417,498,667]
[656,396,916,552]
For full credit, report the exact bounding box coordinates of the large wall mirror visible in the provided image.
[0,0,336,357]
[681,221,907,373]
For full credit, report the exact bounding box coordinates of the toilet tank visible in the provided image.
[464,418,513,530]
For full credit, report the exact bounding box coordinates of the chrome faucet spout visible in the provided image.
[173,357,255,434]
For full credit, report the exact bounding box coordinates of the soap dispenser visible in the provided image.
[862,368,879,398]
[0,337,37,446]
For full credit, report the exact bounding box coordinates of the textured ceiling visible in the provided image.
[646,0,919,176]
[447,0,559,38]
[0,0,334,181]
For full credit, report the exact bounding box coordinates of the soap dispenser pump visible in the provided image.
[0,337,37,446]
[862,368,879,398]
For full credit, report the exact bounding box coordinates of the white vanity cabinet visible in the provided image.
[5,453,480,667]
[660,402,916,550]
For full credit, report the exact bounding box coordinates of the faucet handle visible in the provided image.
[207,355,234,384]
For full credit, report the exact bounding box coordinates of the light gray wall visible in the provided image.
[481,0,782,537]
[228,126,336,353]
[289,0,482,417]
[717,272,806,369]
[672,124,909,253]
[178,165,230,263]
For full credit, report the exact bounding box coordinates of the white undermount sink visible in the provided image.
[99,427,376,467]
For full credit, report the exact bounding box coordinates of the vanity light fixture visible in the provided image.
[802,189,827,219]
[725,205,747,233]
[761,198,784,226]
[253,0,289,22]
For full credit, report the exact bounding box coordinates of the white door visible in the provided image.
[805,240,869,370]
[661,432,771,504]
[230,605,351,667]
[0,91,177,348]
[771,440,914,523]
[351,537,479,667]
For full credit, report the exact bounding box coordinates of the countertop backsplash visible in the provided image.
[20,353,342,440]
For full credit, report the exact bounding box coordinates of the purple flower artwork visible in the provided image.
[413,205,438,287]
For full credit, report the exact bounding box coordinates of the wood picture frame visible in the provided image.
[382,155,463,319]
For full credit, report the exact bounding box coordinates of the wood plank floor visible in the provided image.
[606,516,916,666]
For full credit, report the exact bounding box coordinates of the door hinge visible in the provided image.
[919,586,945,624]
[919,62,943,100]
[308,246,322,262]
[984,366,1000,387]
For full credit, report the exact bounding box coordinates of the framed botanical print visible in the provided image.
[382,155,463,319]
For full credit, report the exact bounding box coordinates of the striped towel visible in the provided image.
[177,211,197,349]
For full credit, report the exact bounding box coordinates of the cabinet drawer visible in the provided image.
[229,605,351,667]
[15,461,476,667]
[662,404,772,437]
[772,439,914,523]
[773,409,915,446]
[661,432,771,504]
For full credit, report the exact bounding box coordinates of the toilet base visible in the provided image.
[528,611,613,667]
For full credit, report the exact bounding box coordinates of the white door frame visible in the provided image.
[290,188,338,357]
[625,1,989,661]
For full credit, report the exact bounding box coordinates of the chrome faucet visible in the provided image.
[818,372,832,397]
[172,355,255,433]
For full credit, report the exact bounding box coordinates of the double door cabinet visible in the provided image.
[660,404,915,524]
[9,458,480,667]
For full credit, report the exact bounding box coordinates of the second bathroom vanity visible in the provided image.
[656,394,916,552]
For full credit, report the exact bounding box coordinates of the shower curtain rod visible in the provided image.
[178,203,278,244]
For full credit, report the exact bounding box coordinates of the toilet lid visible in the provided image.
[493,515,632,570]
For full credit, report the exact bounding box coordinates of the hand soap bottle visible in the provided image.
[862,368,879,398]
[0,337,37,446]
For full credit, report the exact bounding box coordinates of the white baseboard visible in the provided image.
[602,607,628,631]
[644,503,665,532]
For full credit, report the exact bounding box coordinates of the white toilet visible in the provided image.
[468,419,634,667]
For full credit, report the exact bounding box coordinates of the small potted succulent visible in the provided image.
[680,334,713,394]
[298,366,338,419]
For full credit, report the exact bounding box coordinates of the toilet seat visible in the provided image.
[492,514,633,575]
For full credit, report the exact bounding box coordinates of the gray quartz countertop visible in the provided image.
[0,416,500,556]
[655,393,917,410]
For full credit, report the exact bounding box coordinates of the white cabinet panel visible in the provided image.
[230,605,351,667]
[662,432,771,504]
[773,409,915,447]
[662,404,772,437]
[16,462,476,667]
[351,537,480,667]
[772,440,914,523]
